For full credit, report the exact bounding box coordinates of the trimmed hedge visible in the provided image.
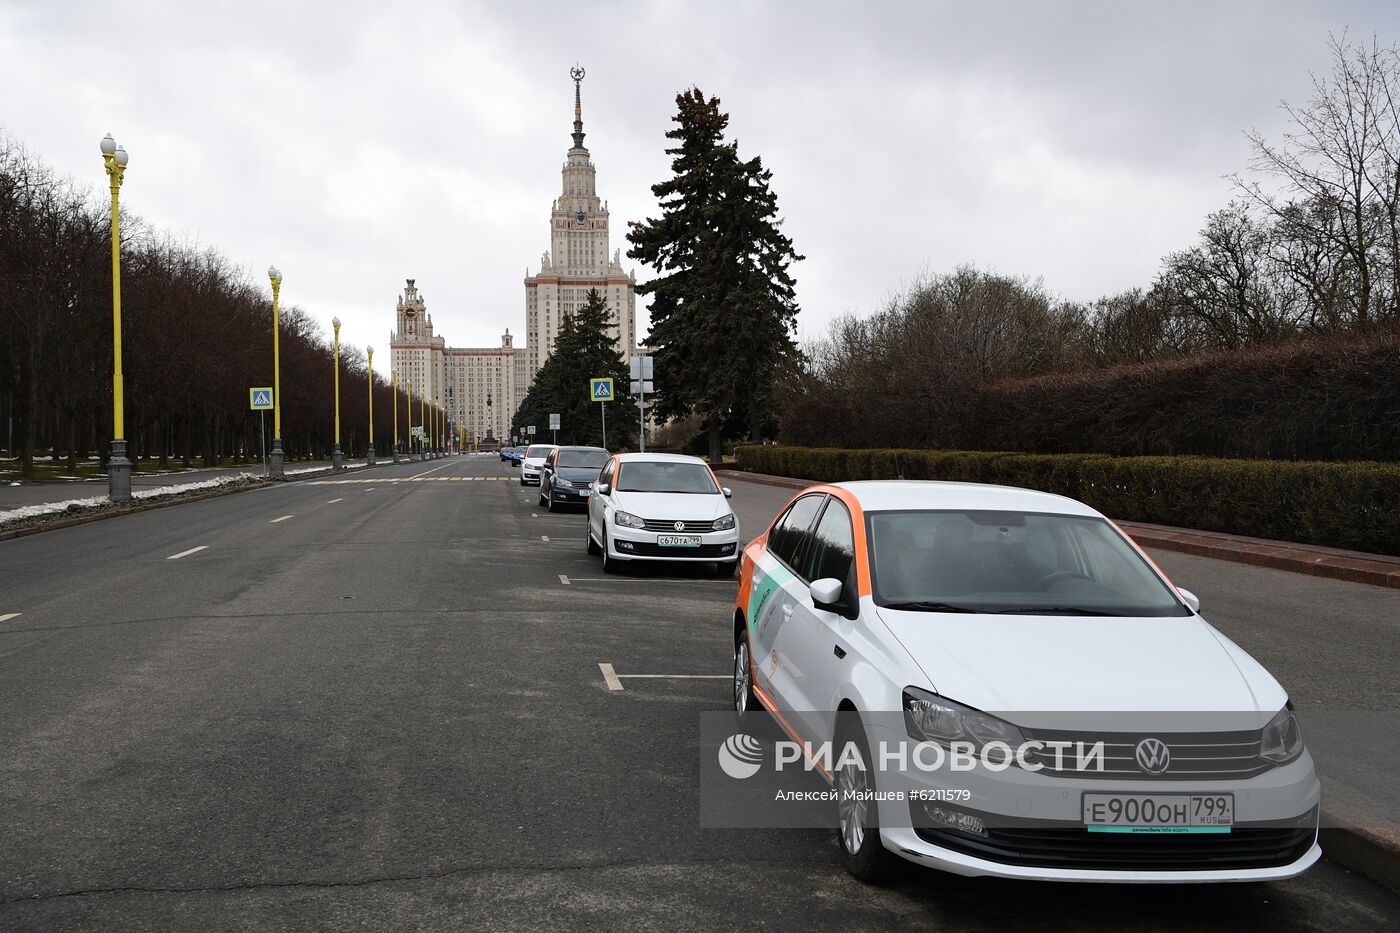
[735,445,1400,556]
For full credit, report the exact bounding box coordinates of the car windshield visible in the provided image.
[615,461,718,494]
[557,449,608,469]
[525,445,554,458]
[868,510,1190,617]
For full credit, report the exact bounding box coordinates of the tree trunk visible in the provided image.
[707,419,721,464]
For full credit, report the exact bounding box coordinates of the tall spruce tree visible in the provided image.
[511,288,635,448]
[627,88,802,461]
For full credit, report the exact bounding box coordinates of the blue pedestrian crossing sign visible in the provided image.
[249,387,274,411]
[590,377,615,402]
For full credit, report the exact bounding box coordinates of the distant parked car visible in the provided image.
[539,446,609,511]
[519,444,557,486]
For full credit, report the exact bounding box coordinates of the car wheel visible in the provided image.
[835,714,898,883]
[733,630,759,719]
[715,558,739,578]
[519,476,526,486]
[539,487,548,507]
[546,491,557,512]
[586,523,601,555]
[601,529,622,574]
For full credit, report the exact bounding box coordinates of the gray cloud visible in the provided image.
[2,0,1396,360]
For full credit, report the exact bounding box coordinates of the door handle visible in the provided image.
[781,602,794,619]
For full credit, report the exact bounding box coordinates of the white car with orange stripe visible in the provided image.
[586,453,739,574]
[731,481,1320,883]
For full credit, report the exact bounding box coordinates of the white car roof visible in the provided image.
[827,480,1100,518]
[614,452,709,464]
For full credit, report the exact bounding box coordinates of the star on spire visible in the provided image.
[570,64,587,149]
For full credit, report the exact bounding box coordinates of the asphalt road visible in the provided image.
[1,455,1397,931]
[0,461,345,511]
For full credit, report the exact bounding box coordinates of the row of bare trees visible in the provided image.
[782,35,1400,458]
[0,134,419,478]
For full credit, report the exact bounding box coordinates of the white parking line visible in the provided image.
[597,663,728,692]
[541,535,550,543]
[270,515,293,523]
[166,546,209,560]
[0,613,21,624]
[559,574,570,585]
[532,512,538,517]
[327,498,344,503]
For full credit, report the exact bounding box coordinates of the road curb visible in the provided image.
[1320,821,1400,896]
[0,459,404,542]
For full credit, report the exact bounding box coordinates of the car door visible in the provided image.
[782,497,859,744]
[590,458,617,543]
[747,494,826,715]
[541,449,558,494]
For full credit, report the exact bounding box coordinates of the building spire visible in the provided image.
[570,64,586,149]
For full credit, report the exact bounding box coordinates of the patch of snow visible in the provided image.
[0,471,259,527]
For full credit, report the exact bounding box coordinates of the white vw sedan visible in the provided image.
[732,481,1320,883]
[587,453,740,575]
[518,443,556,486]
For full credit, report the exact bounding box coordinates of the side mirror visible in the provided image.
[596,483,611,497]
[722,487,733,498]
[1178,587,1201,613]
[810,577,844,611]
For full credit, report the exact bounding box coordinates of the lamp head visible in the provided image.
[268,265,281,283]
[114,147,128,167]
[100,134,117,155]
[332,316,342,331]
[367,344,374,356]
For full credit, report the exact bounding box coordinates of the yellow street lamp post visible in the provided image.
[331,317,343,470]
[419,384,427,459]
[392,370,400,464]
[268,265,285,478]
[366,345,376,466]
[100,134,132,501]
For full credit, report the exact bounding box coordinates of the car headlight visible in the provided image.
[712,513,735,531]
[903,687,1024,751]
[555,477,574,488]
[1260,704,1304,764]
[615,510,645,529]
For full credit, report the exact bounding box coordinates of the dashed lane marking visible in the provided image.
[270,515,294,523]
[559,574,570,585]
[541,535,550,543]
[0,613,21,624]
[166,546,209,560]
[599,663,624,691]
[327,498,344,503]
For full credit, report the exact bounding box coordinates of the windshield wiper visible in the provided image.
[991,607,1124,616]
[881,601,980,613]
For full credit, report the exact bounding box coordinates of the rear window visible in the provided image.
[525,445,554,458]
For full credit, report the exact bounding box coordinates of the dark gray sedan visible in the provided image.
[538,446,610,511]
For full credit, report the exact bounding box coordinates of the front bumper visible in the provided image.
[865,722,1321,881]
[548,483,593,504]
[521,467,541,484]
[607,525,740,562]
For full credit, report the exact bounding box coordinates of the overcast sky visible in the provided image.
[3,0,1398,370]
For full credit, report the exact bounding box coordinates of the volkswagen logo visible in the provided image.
[1134,737,1171,775]
[674,521,686,531]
